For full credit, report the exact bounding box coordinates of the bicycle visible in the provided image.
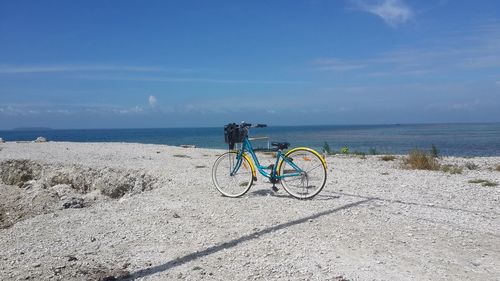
[212,122,327,199]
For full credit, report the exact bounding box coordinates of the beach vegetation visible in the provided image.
[322,142,331,155]
[464,162,479,170]
[403,149,440,170]
[368,147,377,155]
[340,146,349,154]
[441,164,463,174]
[352,151,366,156]
[430,144,440,158]
[482,181,498,187]
[380,155,396,161]
[468,179,498,187]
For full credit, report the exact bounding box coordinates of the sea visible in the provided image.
[1,123,500,157]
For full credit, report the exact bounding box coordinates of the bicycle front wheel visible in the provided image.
[278,148,327,199]
[212,151,254,197]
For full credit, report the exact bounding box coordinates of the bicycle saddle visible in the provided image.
[271,142,290,150]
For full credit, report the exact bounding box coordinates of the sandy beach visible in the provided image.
[0,141,499,280]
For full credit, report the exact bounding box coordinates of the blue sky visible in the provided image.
[1,0,499,129]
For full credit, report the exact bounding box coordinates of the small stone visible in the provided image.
[173,213,180,218]
[33,263,41,268]
[90,237,96,242]
[67,256,77,262]
[62,198,85,209]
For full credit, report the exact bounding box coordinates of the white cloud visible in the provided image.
[148,96,158,108]
[353,0,413,27]
[310,58,366,71]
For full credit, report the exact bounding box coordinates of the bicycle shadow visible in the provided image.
[118,198,372,280]
[332,191,499,215]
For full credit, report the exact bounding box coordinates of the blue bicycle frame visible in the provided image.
[230,136,303,180]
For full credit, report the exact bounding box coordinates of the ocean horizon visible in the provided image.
[1,122,500,157]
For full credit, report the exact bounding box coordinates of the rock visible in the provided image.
[180,145,196,148]
[21,180,46,190]
[0,138,4,143]
[0,159,42,186]
[173,213,180,218]
[67,256,78,262]
[62,197,85,209]
[51,184,73,197]
[34,137,47,143]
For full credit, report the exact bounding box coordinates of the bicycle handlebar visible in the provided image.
[240,122,267,128]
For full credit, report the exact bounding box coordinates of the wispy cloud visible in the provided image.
[71,74,307,85]
[351,0,413,27]
[310,58,366,72]
[311,22,500,78]
[0,64,305,85]
[0,64,209,74]
[0,103,147,116]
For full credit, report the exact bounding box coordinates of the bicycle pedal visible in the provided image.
[271,185,279,192]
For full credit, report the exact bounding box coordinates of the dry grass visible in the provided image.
[380,155,396,161]
[468,179,498,187]
[464,162,479,170]
[441,164,463,174]
[403,149,440,170]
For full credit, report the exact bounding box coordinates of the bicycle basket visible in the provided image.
[224,123,246,149]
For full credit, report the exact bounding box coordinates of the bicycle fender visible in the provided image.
[232,151,257,179]
[277,147,327,173]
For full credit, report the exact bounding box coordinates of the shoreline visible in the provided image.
[2,140,500,159]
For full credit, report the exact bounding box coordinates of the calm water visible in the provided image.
[1,123,500,157]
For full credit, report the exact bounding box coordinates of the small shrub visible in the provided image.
[468,179,487,184]
[403,149,440,170]
[464,162,479,170]
[340,146,349,154]
[468,179,498,187]
[482,181,498,187]
[368,147,377,155]
[441,164,463,174]
[352,151,366,156]
[430,144,440,158]
[322,142,331,155]
[380,155,396,161]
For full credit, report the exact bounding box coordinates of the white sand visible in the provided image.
[0,141,499,280]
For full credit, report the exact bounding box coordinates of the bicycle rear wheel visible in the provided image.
[278,148,327,199]
[212,151,254,197]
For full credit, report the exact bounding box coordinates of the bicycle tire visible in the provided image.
[277,148,327,199]
[212,151,254,197]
